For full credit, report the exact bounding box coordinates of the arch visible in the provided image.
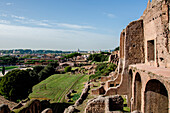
[144,79,168,113]
[133,72,142,111]
[128,69,133,97]
[128,69,133,108]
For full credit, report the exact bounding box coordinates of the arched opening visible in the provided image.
[144,79,168,113]
[133,72,141,111]
[128,69,133,107]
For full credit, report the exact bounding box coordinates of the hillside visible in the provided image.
[29,74,89,103]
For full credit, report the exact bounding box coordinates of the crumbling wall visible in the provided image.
[125,19,145,66]
[12,100,50,113]
[143,0,170,67]
[85,95,124,113]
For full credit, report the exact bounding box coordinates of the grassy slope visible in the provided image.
[29,74,88,103]
[70,75,89,102]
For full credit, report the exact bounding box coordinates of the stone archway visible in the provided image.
[144,79,169,113]
[128,69,133,107]
[133,72,142,111]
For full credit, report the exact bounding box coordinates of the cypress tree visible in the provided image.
[2,66,5,75]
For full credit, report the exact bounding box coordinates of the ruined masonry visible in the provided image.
[88,0,170,113]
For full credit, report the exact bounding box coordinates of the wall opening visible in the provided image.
[110,84,114,87]
[128,69,133,107]
[147,40,155,61]
[144,79,168,113]
[133,73,142,111]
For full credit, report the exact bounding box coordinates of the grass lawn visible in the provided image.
[29,74,85,103]
[0,66,18,72]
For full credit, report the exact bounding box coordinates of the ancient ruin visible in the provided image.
[88,0,170,112]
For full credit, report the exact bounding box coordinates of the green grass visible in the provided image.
[29,74,84,103]
[71,75,89,102]
[0,66,18,72]
[71,67,80,71]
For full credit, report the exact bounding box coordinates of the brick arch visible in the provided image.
[144,79,169,113]
[133,72,142,111]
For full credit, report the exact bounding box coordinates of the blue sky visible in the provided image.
[0,0,148,51]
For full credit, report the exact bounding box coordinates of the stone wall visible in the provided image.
[85,95,124,113]
[143,0,170,67]
[129,64,170,113]
[12,100,50,113]
[125,19,145,66]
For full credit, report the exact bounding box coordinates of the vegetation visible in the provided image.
[89,63,117,80]
[0,62,58,102]
[29,74,82,103]
[0,56,18,65]
[114,46,119,51]
[101,52,111,55]
[0,66,18,72]
[38,62,58,81]
[88,53,109,62]
[71,75,89,102]
[0,49,63,54]
[64,66,72,72]
[63,52,81,59]
[0,69,32,102]
[2,66,5,75]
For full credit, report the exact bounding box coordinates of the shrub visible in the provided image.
[64,66,72,72]
[89,63,117,80]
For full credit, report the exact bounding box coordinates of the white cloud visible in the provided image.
[104,13,116,19]
[11,15,25,20]
[0,24,115,50]
[11,15,95,29]
[6,3,13,6]
[0,20,10,24]
[55,23,96,29]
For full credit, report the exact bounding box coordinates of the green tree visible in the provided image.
[2,66,5,75]
[114,46,120,51]
[0,69,32,101]
[33,66,44,74]
[64,66,72,72]
[38,62,58,81]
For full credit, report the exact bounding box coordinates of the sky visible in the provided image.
[0,0,148,51]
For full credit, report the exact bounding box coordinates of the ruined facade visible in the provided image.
[89,0,170,112]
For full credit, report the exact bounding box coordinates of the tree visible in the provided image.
[38,62,58,81]
[2,66,5,75]
[0,69,32,101]
[64,66,72,72]
[114,46,120,51]
[33,66,44,74]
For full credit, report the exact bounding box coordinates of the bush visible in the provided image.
[64,66,72,72]
[89,63,117,80]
